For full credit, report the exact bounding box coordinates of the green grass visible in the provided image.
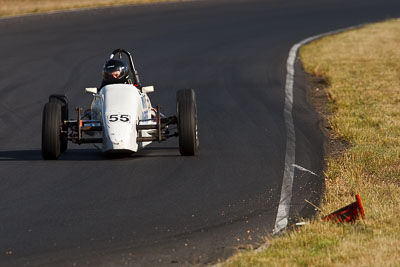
[225,19,400,267]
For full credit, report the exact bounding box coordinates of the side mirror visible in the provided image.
[142,86,155,93]
[85,87,98,94]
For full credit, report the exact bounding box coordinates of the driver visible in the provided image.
[100,59,131,88]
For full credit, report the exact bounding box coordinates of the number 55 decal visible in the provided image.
[108,114,130,122]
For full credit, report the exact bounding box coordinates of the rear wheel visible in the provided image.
[42,102,63,160]
[177,89,198,156]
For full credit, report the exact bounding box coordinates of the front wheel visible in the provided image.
[42,102,63,160]
[177,89,198,156]
[49,95,68,153]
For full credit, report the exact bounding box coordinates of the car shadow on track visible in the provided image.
[105,147,181,159]
[0,149,43,161]
[0,149,102,161]
[0,147,180,161]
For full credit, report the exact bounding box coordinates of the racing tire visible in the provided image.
[49,95,68,153]
[42,102,63,160]
[177,89,198,156]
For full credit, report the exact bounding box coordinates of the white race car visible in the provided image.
[41,49,198,159]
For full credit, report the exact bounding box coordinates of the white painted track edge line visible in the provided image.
[272,24,366,236]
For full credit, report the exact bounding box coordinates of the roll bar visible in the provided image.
[110,48,141,88]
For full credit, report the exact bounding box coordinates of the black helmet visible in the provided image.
[102,59,129,84]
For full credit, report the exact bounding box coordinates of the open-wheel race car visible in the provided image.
[41,48,198,159]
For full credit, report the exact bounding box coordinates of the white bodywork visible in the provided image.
[90,84,154,153]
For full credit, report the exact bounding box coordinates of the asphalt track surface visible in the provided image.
[1,0,400,266]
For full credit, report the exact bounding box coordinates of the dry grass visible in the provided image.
[225,19,400,266]
[0,0,178,17]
